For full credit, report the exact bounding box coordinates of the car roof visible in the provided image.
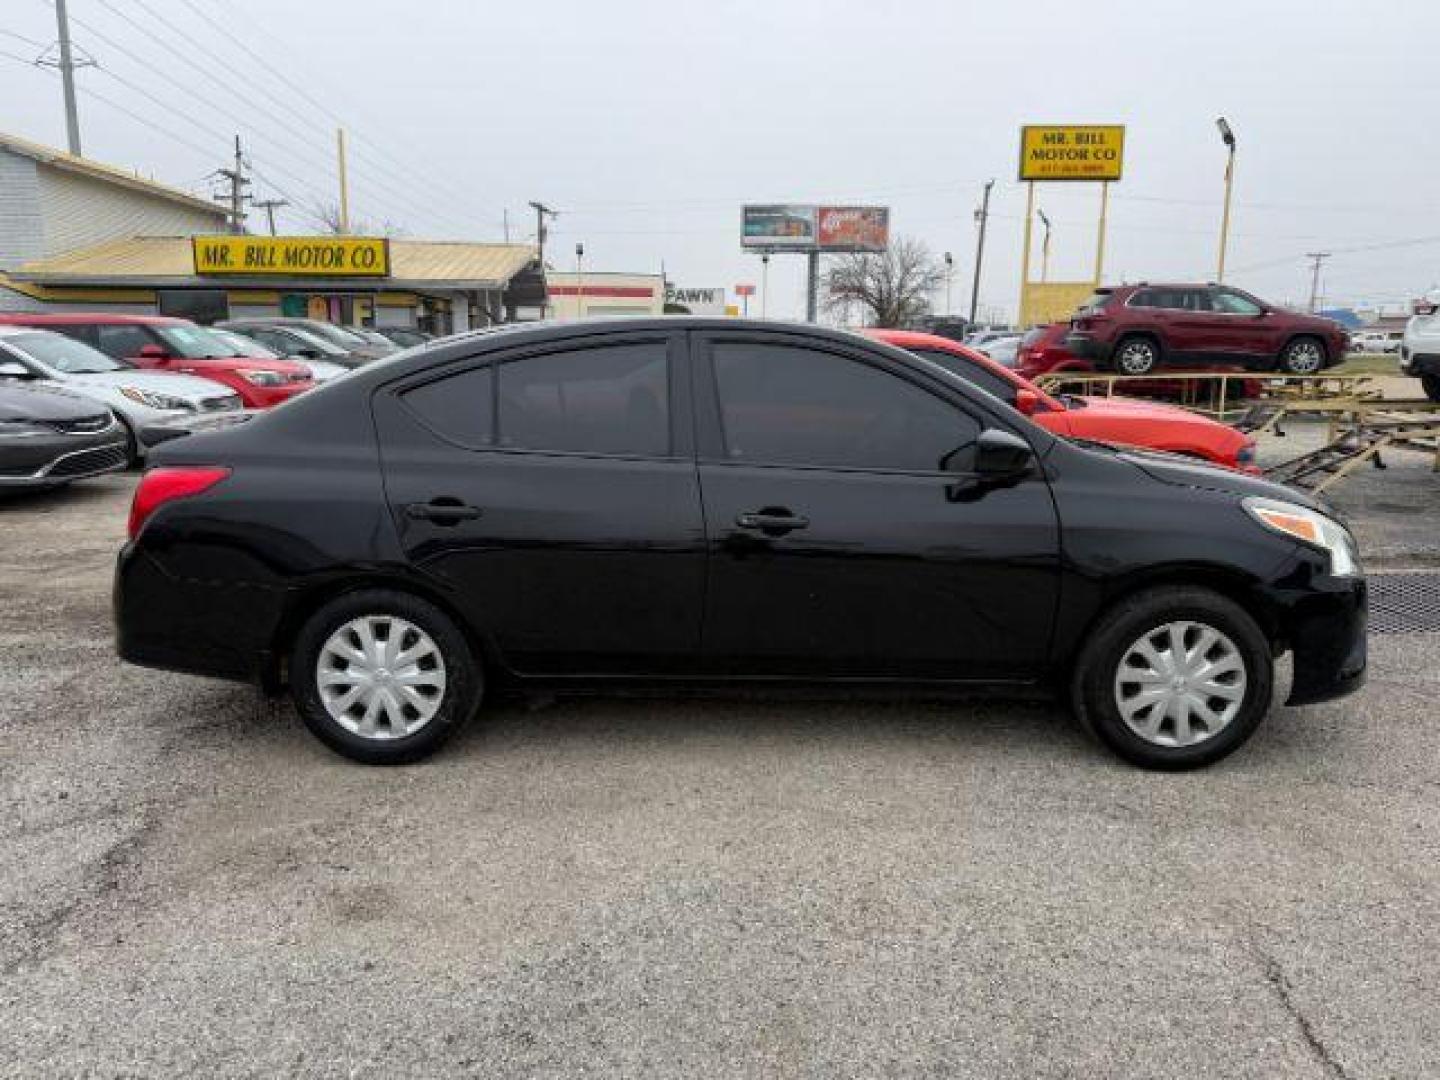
[0,312,186,326]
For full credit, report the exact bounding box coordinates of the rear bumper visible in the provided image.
[1064,333,1107,361]
[1399,348,1440,377]
[1283,573,1367,706]
[114,543,288,684]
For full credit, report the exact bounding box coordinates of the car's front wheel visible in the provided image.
[1071,586,1273,770]
[1278,336,1327,375]
[290,588,482,764]
[1421,373,1440,403]
[1112,336,1161,376]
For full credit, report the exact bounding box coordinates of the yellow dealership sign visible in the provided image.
[1019,125,1125,182]
[192,236,390,277]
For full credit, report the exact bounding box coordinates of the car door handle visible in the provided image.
[735,509,809,534]
[405,499,483,524]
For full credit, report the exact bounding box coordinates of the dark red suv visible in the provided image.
[1064,284,1350,376]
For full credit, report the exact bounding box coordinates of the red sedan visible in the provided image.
[865,329,1258,471]
[0,314,313,409]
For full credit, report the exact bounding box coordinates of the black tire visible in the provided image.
[1421,373,1440,403]
[290,588,482,765]
[1277,336,1327,376]
[116,416,141,468]
[1111,335,1161,376]
[1070,586,1273,771]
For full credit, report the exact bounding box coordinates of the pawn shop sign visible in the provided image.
[1019,126,1125,182]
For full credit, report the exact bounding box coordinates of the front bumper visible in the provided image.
[1283,572,1367,706]
[0,435,128,487]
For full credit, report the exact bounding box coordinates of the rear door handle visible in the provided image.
[405,498,483,524]
[735,509,809,535]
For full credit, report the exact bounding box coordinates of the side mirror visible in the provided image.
[1014,388,1041,416]
[138,343,169,361]
[0,360,31,378]
[975,429,1035,478]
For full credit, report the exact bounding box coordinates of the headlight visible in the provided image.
[238,370,286,387]
[119,386,194,411]
[1243,497,1360,577]
[0,419,50,438]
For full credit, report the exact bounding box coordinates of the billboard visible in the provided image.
[741,205,890,252]
[741,205,817,250]
[1018,125,1125,182]
[192,236,390,276]
[817,206,889,252]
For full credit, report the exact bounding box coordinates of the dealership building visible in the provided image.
[0,131,544,333]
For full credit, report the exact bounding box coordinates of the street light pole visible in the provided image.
[968,179,994,328]
[1036,210,1052,284]
[575,242,585,320]
[761,253,770,319]
[943,252,954,316]
[1216,117,1237,282]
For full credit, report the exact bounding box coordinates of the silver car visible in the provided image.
[1400,305,1440,402]
[0,326,242,461]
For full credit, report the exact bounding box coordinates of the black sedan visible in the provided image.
[115,319,1366,770]
[0,380,127,491]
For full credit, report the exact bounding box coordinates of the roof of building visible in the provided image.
[0,131,227,219]
[8,235,539,289]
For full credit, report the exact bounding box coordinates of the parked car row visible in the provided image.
[115,317,1365,772]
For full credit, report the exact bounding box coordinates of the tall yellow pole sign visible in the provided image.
[192,236,390,277]
[1018,126,1125,182]
[1016,125,1124,326]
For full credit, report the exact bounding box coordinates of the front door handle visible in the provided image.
[406,498,483,524]
[735,509,809,535]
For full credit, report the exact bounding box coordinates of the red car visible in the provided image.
[1064,283,1349,376]
[0,314,313,408]
[865,329,1258,471]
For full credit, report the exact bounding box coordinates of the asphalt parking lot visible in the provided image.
[2,431,1438,1079]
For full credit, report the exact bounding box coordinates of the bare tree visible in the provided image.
[312,202,404,238]
[823,236,944,327]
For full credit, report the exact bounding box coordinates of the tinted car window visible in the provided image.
[1212,290,1264,315]
[909,347,1018,406]
[712,343,979,472]
[497,342,668,456]
[403,366,494,448]
[96,325,153,359]
[1129,289,1159,308]
[9,332,127,374]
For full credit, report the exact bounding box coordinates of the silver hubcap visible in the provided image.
[1113,621,1247,748]
[1286,342,1322,374]
[316,616,447,740]
[1118,342,1155,374]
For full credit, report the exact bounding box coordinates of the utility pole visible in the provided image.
[38,0,92,156]
[214,136,250,234]
[528,201,557,268]
[805,251,821,323]
[503,209,510,243]
[1306,252,1330,313]
[253,198,287,236]
[968,179,994,327]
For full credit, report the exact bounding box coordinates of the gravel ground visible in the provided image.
[1,440,1438,1079]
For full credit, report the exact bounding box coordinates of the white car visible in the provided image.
[207,328,349,383]
[1352,330,1401,354]
[1400,308,1440,402]
[0,326,242,460]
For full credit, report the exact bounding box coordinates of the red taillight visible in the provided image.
[128,466,231,539]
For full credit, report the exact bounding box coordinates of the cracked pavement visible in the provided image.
[1,438,1438,1078]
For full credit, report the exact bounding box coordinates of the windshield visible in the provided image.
[154,324,242,359]
[1075,291,1113,316]
[286,327,348,354]
[211,329,277,359]
[1020,326,1047,347]
[9,331,129,374]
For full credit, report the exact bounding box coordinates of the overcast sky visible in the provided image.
[2,0,1435,319]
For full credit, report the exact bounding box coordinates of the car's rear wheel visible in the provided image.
[1112,335,1161,376]
[1278,336,1326,375]
[1071,586,1273,770]
[1421,373,1440,403]
[290,588,481,764]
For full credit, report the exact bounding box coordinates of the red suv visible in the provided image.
[0,314,313,408]
[1065,284,1349,377]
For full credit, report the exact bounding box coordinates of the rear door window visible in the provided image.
[402,366,494,448]
[497,342,669,456]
